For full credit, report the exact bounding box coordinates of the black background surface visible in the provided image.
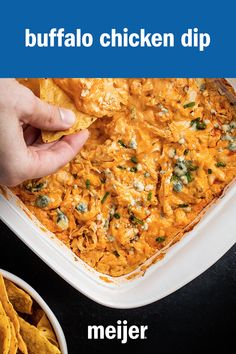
[0,220,235,354]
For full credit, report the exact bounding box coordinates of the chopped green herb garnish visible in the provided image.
[25,181,47,192]
[129,214,144,226]
[185,171,193,183]
[130,156,138,164]
[191,117,206,130]
[183,102,195,109]
[113,250,120,257]
[186,161,198,171]
[118,140,127,148]
[117,165,126,170]
[178,204,189,208]
[114,213,121,219]
[130,167,138,173]
[147,191,152,201]
[216,162,226,168]
[184,149,190,155]
[190,118,200,126]
[101,191,110,204]
[85,179,91,189]
[171,174,179,182]
[196,121,206,130]
[208,169,212,174]
[156,236,166,242]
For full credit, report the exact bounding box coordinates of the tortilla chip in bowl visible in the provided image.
[0,270,67,354]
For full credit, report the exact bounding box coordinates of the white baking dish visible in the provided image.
[0,269,68,354]
[0,79,236,309]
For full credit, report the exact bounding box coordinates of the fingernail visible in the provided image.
[59,108,75,126]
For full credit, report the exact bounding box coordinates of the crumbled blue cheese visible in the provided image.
[185,206,192,212]
[130,198,136,206]
[109,206,115,217]
[158,104,169,116]
[228,141,236,151]
[173,180,183,192]
[221,134,234,142]
[96,213,102,221]
[111,141,118,150]
[177,156,185,161]
[180,175,189,185]
[174,160,188,177]
[129,137,137,149]
[136,163,142,171]
[56,209,69,230]
[141,223,149,231]
[188,89,197,102]
[168,148,176,158]
[222,124,231,133]
[144,172,150,178]
[145,184,154,191]
[107,235,115,242]
[133,180,145,192]
[81,89,90,97]
[76,202,88,213]
[230,120,236,129]
[104,168,112,176]
[166,175,172,184]
[104,219,109,229]
[178,137,185,145]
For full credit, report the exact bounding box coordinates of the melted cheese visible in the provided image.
[13,78,236,277]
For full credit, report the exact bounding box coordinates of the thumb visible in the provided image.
[24,96,76,131]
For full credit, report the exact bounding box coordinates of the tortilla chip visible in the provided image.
[0,301,11,354]
[19,317,61,354]
[4,280,33,315]
[36,313,59,348]
[40,79,96,142]
[8,321,18,354]
[31,309,44,327]
[0,275,27,354]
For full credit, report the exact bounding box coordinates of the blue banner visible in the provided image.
[0,0,235,77]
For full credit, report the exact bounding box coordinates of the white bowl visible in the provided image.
[0,269,68,354]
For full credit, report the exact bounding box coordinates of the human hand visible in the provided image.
[0,79,89,186]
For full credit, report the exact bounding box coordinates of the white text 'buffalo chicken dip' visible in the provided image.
[13,79,236,277]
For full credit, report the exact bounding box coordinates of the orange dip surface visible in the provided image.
[13,78,236,276]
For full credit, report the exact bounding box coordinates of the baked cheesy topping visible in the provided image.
[13,79,236,277]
